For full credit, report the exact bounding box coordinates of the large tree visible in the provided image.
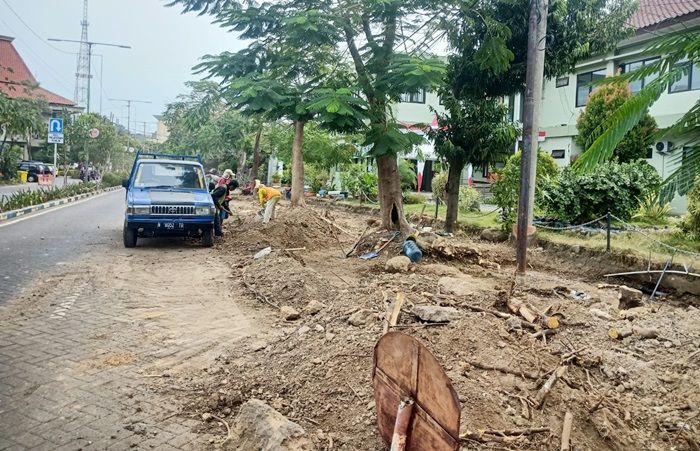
[168,0,445,228]
[0,91,45,159]
[65,113,132,171]
[430,96,519,232]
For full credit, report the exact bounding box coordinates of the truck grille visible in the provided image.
[150,205,196,215]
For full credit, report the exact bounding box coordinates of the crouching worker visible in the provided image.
[255,180,282,224]
[211,179,239,236]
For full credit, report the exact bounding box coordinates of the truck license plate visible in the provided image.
[160,222,183,230]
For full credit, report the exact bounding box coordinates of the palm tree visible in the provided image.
[574,30,700,201]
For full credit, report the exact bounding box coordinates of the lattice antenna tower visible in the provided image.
[74,0,90,108]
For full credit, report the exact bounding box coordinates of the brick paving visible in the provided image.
[0,250,253,451]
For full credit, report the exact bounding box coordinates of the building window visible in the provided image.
[669,62,700,93]
[555,76,569,88]
[646,146,653,159]
[400,89,426,104]
[576,69,606,107]
[507,94,515,121]
[551,149,566,159]
[622,57,659,93]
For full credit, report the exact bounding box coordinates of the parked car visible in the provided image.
[18,161,50,182]
[45,164,56,175]
[121,152,216,248]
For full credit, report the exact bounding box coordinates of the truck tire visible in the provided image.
[123,223,137,248]
[201,228,214,247]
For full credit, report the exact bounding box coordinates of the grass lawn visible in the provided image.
[336,199,700,266]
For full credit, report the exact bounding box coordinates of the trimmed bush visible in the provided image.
[458,186,481,212]
[101,171,128,187]
[403,192,426,204]
[491,150,560,229]
[541,160,661,223]
[0,182,98,212]
[432,171,448,202]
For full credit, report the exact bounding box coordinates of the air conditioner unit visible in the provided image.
[654,140,673,155]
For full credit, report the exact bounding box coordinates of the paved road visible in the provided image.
[0,190,254,450]
[0,177,80,198]
[0,189,124,304]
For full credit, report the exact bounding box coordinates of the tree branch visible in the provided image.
[343,25,375,99]
[362,14,379,50]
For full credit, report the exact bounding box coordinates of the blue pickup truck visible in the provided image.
[121,152,216,248]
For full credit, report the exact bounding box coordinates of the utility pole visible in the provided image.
[48,39,130,114]
[516,0,549,273]
[109,99,151,151]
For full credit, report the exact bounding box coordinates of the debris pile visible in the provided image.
[172,199,699,450]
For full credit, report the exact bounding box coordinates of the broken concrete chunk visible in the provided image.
[618,285,644,309]
[348,309,376,326]
[304,300,325,315]
[480,228,509,243]
[385,256,412,273]
[634,327,659,339]
[619,307,651,321]
[229,399,315,451]
[280,306,300,321]
[412,305,461,323]
[590,308,613,320]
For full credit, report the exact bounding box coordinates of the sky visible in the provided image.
[0,0,245,136]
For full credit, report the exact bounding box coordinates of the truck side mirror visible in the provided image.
[121,179,130,189]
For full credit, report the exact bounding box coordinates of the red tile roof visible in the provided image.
[630,0,700,29]
[0,35,76,107]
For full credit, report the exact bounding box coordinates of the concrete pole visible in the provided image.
[516,0,549,273]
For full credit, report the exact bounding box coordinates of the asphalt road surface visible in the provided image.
[0,189,125,304]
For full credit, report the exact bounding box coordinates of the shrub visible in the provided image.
[681,177,700,237]
[633,192,671,223]
[0,145,22,180]
[432,171,448,202]
[101,171,128,187]
[458,186,481,212]
[491,150,560,229]
[576,81,657,162]
[541,160,661,223]
[0,182,98,212]
[304,164,329,193]
[340,164,378,201]
[403,192,426,204]
[398,159,417,191]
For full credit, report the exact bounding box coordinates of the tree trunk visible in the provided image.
[250,128,262,182]
[290,120,305,207]
[445,160,465,233]
[237,149,247,180]
[377,154,409,230]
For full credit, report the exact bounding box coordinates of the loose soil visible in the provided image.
[162,197,700,451]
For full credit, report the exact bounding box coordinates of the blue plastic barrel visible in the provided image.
[402,238,422,263]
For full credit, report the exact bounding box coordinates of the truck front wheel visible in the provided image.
[123,223,137,248]
[201,228,214,247]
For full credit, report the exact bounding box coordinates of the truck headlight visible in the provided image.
[128,205,150,215]
[196,206,215,216]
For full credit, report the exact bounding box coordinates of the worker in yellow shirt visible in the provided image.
[255,179,282,224]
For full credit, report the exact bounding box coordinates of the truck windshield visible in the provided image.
[134,162,205,189]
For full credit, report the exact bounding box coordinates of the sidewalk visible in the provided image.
[0,177,79,197]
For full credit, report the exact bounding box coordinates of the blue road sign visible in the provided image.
[49,118,63,133]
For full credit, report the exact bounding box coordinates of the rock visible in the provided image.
[281,306,300,321]
[412,305,461,323]
[505,316,523,331]
[201,412,212,422]
[590,308,612,320]
[385,256,412,273]
[618,285,644,309]
[325,332,336,341]
[480,228,509,243]
[634,327,659,339]
[229,399,315,451]
[571,245,581,254]
[348,309,376,327]
[297,325,311,336]
[313,324,325,333]
[311,358,322,365]
[304,300,325,315]
[251,340,268,352]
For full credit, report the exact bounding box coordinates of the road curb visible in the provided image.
[0,186,122,222]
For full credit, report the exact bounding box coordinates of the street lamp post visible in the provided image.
[47,38,130,114]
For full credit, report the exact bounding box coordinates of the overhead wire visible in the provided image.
[1,0,75,55]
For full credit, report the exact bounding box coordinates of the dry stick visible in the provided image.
[283,247,306,252]
[469,361,541,380]
[561,411,573,451]
[346,381,362,402]
[345,225,370,258]
[209,414,232,444]
[460,427,551,443]
[242,280,280,310]
[328,270,351,286]
[316,213,353,237]
[611,347,648,361]
[534,366,568,408]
